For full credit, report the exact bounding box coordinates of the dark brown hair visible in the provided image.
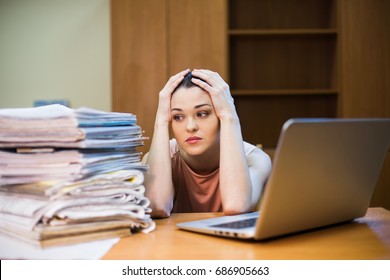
[173,71,207,93]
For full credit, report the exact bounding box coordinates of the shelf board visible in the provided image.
[231,89,339,96]
[229,29,338,36]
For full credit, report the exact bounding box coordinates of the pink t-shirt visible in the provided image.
[169,139,258,213]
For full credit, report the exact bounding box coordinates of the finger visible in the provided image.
[191,77,214,93]
[192,73,229,96]
[162,69,190,93]
[173,69,191,80]
[192,69,226,87]
[167,69,190,85]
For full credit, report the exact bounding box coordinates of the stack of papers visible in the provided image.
[0,105,145,148]
[0,105,154,248]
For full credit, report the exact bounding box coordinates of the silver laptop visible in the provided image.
[176,118,390,240]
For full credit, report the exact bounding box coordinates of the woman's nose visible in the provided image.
[186,118,198,132]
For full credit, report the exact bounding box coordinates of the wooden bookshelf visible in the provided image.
[228,0,339,149]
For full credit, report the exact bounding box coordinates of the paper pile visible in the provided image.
[0,105,154,248]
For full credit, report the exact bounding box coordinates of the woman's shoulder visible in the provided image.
[243,141,260,156]
[243,141,272,168]
[243,141,271,162]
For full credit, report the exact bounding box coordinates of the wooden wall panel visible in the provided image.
[340,0,390,118]
[111,0,168,154]
[340,0,390,209]
[168,0,227,79]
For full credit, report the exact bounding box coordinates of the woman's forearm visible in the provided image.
[144,121,174,217]
[219,116,253,215]
[144,70,189,217]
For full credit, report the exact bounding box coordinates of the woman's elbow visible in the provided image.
[223,204,252,216]
[151,208,171,219]
[149,201,173,218]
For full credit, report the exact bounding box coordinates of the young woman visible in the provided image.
[142,69,272,218]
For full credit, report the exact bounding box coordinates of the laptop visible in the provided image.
[176,118,390,240]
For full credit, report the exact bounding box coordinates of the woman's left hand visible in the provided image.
[191,69,237,121]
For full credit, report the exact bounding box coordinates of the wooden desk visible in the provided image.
[102,208,390,260]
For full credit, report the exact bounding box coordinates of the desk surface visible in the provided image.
[102,208,390,260]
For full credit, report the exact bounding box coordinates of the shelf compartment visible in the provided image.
[229,36,338,90]
[229,0,337,30]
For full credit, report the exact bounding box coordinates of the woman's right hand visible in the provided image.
[156,69,190,124]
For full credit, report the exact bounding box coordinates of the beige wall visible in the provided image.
[0,0,111,111]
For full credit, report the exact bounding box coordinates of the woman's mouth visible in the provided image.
[185,136,202,144]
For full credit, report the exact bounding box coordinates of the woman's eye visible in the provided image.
[197,111,209,118]
[173,115,184,121]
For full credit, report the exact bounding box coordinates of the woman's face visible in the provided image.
[171,86,220,156]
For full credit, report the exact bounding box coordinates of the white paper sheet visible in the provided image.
[0,233,118,259]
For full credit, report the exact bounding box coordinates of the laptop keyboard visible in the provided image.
[210,217,257,229]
